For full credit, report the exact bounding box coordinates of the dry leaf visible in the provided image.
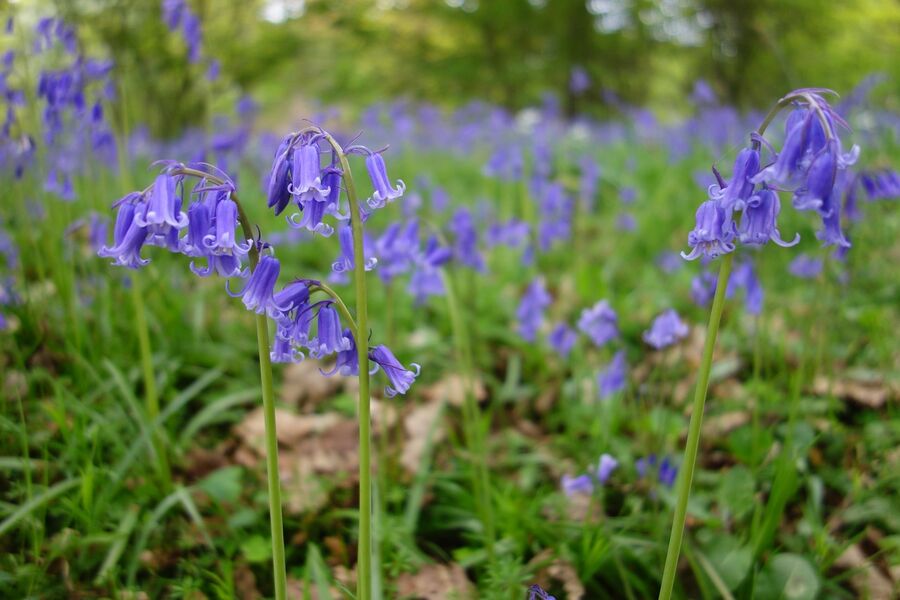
[234,563,260,600]
[401,400,446,474]
[394,563,473,599]
[423,374,486,408]
[281,360,345,409]
[833,544,895,600]
[702,411,750,438]
[528,549,585,599]
[287,578,341,600]
[812,376,897,409]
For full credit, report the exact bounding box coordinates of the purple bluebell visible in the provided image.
[98,200,150,269]
[619,186,636,204]
[517,279,551,342]
[711,148,760,211]
[792,142,837,212]
[374,220,419,283]
[577,300,618,347]
[561,474,593,496]
[657,251,682,274]
[788,254,822,279]
[266,134,294,215]
[691,80,717,106]
[365,152,405,210]
[681,200,735,261]
[691,271,717,307]
[309,303,351,358]
[528,584,557,600]
[226,255,287,317]
[484,145,523,181]
[289,140,330,203]
[270,335,302,364]
[860,169,900,200]
[636,455,657,478]
[570,66,590,94]
[579,156,600,212]
[658,457,678,487]
[547,323,577,358]
[597,350,627,399]
[408,236,452,303]
[369,345,420,397]
[752,114,811,188]
[448,208,484,271]
[596,454,618,483]
[643,309,689,350]
[485,219,529,248]
[738,188,799,247]
[203,198,251,257]
[321,329,361,377]
[88,213,109,253]
[134,173,188,247]
[617,212,636,231]
[332,225,377,274]
[728,261,764,315]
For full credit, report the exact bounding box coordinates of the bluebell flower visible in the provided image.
[266,134,294,215]
[98,199,150,269]
[643,309,689,350]
[617,212,636,232]
[636,455,656,478]
[681,200,735,261]
[289,140,331,204]
[321,329,361,377]
[596,454,618,483]
[728,260,764,315]
[657,251,682,274]
[738,188,799,247]
[272,280,312,314]
[577,300,618,347]
[528,584,557,600]
[561,474,593,496]
[547,323,577,358]
[597,350,627,399]
[375,221,419,283]
[569,66,591,94]
[485,219,529,249]
[752,113,812,188]
[408,236,451,304]
[270,334,302,364]
[369,345,420,397]
[788,254,822,279]
[691,271,717,307]
[792,142,837,212]
[227,255,288,317]
[483,145,523,181]
[710,148,760,211]
[331,225,377,274]
[449,208,484,271]
[579,156,600,212]
[135,173,188,251]
[659,457,678,487]
[860,169,900,200]
[537,181,573,251]
[180,201,212,257]
[203,198,251,257]
[517,279,551,342]
[309,303,351,358]
[365,152,405,210]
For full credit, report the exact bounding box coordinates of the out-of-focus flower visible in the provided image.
[578,300,618,347]
[547,322,577,358]
[596,454,618,483]
[643,309,689,349]
[561,474,593,497]
[788,254,823,279]
[517,279,551,342]
[597,350,627,399]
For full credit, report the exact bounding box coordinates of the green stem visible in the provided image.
[322,137,372,600]
[256,313,288,600]
[658,253,733,600]
[230,191,288,600]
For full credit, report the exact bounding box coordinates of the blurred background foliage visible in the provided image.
[44,0,900,137]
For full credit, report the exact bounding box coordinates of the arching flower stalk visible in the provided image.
[659,89,860,600]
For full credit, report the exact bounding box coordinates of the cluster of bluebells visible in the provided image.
[561,453,619,497]
[265,130,404,237]
[527,584,556,600]
[1,17,115,187]
[642,309,689,350]
[692,259,763,314]
[683,89,860,262]
[99,126,419,397]
[636,454,678,488]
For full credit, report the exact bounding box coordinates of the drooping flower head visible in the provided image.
[227,254,288,318]
[517,279,551,342]
[597,350,627,399]
[596,454,619,483]
[369,345,420,397]
[547,322,577,358]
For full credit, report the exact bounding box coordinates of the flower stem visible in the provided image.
[325,139,373,600]
[255,312,288,600]
[658,252,733,600]
[230,192,288,600]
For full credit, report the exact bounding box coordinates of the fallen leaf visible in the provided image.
[394,563,473,599]
[423,374,486,408]
[401,400,446,474]
[702,411,750,438]
[528,549,585,599]
[280,360,345,409]
[812,376,897,409]
[234,563,260,600]
[833,544,894,600]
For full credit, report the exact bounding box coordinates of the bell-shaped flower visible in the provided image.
[331,225,377,273]
[597,350,627,399]
[711,147,759,211]
[680,200,735,261]
[309,303,351,358]
[98,200,150,269]
[578,300,619,347]
[643,309,689,350]
[226,255,288,317]
[365,152,405,210]
[369,344,420,397]
[738,189,799,247]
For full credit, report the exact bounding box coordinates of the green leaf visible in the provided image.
[197,466,244,505]
[241,535,273,564]
[718,466,755,519]
[756,554,820,600]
